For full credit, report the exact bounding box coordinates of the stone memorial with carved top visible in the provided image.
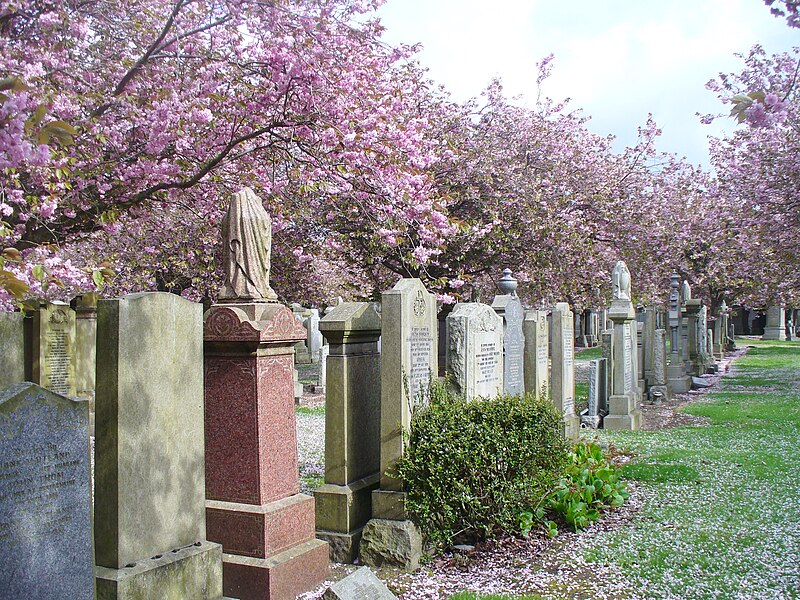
[203,188,328,600]
[604,261,641,430]
[492,269,525,397]
[446,302,504,400]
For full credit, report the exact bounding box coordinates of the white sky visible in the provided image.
[375,0,799,167]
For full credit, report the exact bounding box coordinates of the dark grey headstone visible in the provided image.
[492,294,525,396]
[0,382,93,600]
[322,567,396,599]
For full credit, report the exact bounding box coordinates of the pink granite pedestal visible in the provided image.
[204,303,328,600]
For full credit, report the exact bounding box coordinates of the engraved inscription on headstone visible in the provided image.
[623,326,633,394]
[407,326,433,402]
[562,324,574,414]
[30,303,77,398]
[588,360,598,416]
[475,341,501,387]
[322,566,397,599]
[0,383,93,600]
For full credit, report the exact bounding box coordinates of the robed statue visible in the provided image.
[219,187,278,302]
[611,261,631,301]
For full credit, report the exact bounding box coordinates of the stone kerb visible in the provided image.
[203,300,328,600]
[0,383,94,600]
[447,302,504,401]
[360,278,437,572]
[315,302,382,563]
[523,309,549,402]
[551,302,579,440]
[94,292,224,599]
[491,294,525,397]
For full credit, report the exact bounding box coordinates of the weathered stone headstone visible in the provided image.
[0,383,93,600]
[0,311,25,390]
[649,329,669,402]
[762,305,786,341]
[447,302,504,400]
[322,567,396,600]
[308,308,323,362]
[601,329,613,402]
[361,278,437,571]
[523,309,549,401]
[581,358,606,429]
[667,272,691,393]
[642,306,656,386]
[94,292,224,599]
[551,302,579,439]
[685,297,703,377]
[73,293,97,435]
[491,287,524,396]
[26,301,77,397]
[317,343,329,393]
[604,261,641,430]
[316,303,382,562]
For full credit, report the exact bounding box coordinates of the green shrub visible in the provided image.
[395,382,568,549]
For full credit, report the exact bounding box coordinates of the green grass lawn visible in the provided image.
[583,339,800,599]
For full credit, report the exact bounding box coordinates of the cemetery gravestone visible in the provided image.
[601,330,613,403]
[492,271,524,396]
[604,261,641,430]
[26,301,77,397]
[0,311,25,389]
[0,383,93,600]
[762,305,787,341]
[523,309,549,401]
[315,303,382,562]
[581,358,606,429]
[308,308,323,362]
[94,292,224,599]
[73,293,97,434]
[447,302,504,400]
[551,302,579,439]
[361,278,437,571]
[649,329,669,402]
[667,272,691,393]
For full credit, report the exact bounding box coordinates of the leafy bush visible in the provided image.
[544,441,628,532]
[396,382,568,549]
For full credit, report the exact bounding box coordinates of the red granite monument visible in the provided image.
[204,188,328,600]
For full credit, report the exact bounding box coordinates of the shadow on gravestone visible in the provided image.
[322,567,396,599]
[0,382,94,600]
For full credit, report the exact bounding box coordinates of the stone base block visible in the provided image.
[603,410,641,431]
[222,539,328,600]
[316,528,364,563]
[609,393,634,415]
[563,414,580,440]
[667,374,691,393]
[359,518,422,571]
[95,540,224,600]
[315,473,379,533]
[580,414,601,429]
[762,327,786,341]
[207,494,316,559]
[372,489,407,520]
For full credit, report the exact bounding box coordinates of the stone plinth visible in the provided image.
[523,309,549,401]
[315,303,382,562]
[685,299,703,377]
[361,279,436,571]
[446,302,504,400]
[762,305,786,341]
[551,303,579,439]
[204,302,328,599]
[491,294,525,396]
[0,383,93,600]
[604,298,641,431]
[95,292,224,599]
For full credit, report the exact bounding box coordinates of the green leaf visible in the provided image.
[0,77,27,93]
[32,264,46,281]
[92,270,104,289]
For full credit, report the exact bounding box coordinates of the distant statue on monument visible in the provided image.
[680,280,691,304]
[219,187,279,302]
[611,261,631,301]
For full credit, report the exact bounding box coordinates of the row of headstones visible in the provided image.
[1,292,334,600]
[312,275,586,572]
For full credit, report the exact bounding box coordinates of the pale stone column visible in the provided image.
[551,302,580,439]
[762,305,787,340]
